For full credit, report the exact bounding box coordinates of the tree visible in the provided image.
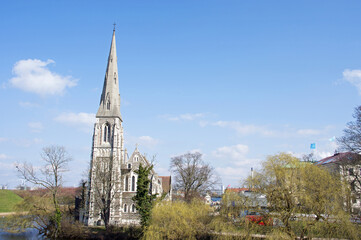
[89,157,119,230]
[132,163,157,228]
[338,105,361,154]
[170,152,218,202]
[16,145,72,239]
[248,153,357,239]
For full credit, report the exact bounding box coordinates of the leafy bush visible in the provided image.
[143,200,211,240]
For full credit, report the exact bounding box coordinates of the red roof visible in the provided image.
[315,152,360,165]
[159,176,171,194]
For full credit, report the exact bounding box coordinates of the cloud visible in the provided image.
[343,69,361,95]
[296,129,321,136]
[203,120,275,136]
[212,144,249,160]
[162,113,205,121]
[54,112,95,130]
[137,136,159,148]
[9,59,77,96]
[19,101,39,108]
[28,122,43,132]
[0,154,8,160]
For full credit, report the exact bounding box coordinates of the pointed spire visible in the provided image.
[96,29,122,120]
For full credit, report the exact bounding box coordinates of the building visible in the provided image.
[316,152,361,214]
[83,29,171,226]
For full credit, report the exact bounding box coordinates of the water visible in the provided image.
[0,217,44,240]
[0,228,43,240]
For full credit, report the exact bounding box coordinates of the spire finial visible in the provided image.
[113,22,116,32]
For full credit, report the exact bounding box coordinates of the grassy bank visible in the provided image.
[0,190,23,213]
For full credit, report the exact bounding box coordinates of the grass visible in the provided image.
[0,190,23,213]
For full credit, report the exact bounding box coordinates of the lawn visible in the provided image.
[0,190,23,213]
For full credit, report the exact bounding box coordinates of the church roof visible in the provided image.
[96,29,122,120]
[159,176,171,194]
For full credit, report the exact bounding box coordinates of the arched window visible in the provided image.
[124,204,127,213]
[128,163,131,169]
[103,123,111,142]
[125,176,129,191]
[131,176,135,191]
[106,100,110,110]
[132,204,135,213]
[135,156,138,162]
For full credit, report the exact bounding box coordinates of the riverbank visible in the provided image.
[0,212,28,217]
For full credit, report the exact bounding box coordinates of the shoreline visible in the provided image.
[0,212,28,217]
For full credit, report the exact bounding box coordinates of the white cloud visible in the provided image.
[19,101,39,108]
[137,136,159,148]
[28,122,43,132]
[9,59,77,96]
[212,144,249,160]
[205,120,274,136]
[343,69,361,95]
[296,129,321,136]
[0,154,8,159]
[162,113,205,121]
[55,112,95,126]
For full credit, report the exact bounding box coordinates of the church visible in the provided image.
[83,29,171,226]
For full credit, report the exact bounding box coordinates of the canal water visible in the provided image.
[0,217,44,240]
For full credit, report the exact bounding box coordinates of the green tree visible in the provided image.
[248,153,358,239]
[132,163,157,228]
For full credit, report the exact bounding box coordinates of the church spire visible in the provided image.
[96,29,121,120]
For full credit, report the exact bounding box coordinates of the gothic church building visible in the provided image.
[84,30,171,226]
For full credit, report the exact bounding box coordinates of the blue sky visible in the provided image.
[1,1,361,189]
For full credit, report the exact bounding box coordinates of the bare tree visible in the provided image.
[16,145,72,239]
[88,157,119,229]
[170,152,218,202]
[338,105,361,154]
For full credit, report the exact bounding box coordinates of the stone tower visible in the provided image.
[86,29,125,226]
[83,29,171,227]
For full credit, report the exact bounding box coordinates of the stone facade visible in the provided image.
[83,30,169,226]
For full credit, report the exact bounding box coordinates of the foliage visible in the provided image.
[0,190,23,213]
[143,200,211,240]
[170,152,218,202]
[132,163,157,228]
[15,145,72,239]
[247,152,358,239]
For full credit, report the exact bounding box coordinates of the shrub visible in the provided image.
[143,200,211,240]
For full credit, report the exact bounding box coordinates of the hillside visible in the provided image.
[0,190,23,213]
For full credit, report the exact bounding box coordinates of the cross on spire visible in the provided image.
[113,22,116,31]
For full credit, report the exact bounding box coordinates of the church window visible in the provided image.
[128,164,131,169]
[125,177,129,191]
[131,176,135,191]
[103,123,111,142]
[132,204,135,213]
[107,100,111,110]
[135,156,138,162]
[124,204,127,213]
[114,72,117,84]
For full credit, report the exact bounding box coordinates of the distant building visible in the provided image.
[84,29,171,226]
[316,152,361,214]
